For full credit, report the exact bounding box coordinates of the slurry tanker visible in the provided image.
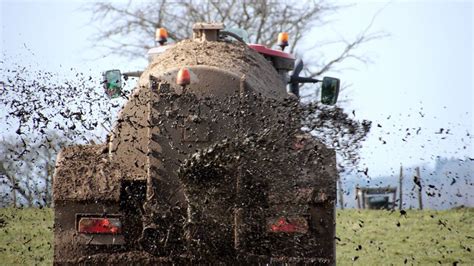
[53,23,340,264]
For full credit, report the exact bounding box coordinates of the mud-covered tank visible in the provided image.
[53,23,339,264]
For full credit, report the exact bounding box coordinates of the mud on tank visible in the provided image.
[53,22,340,265]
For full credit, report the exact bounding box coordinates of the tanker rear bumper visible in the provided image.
[55,251,333,265]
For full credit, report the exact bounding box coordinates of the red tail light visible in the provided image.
[78,217,122,234]
[268,217,308,233]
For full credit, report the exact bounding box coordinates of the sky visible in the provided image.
[1,0,473,180]
[313,0,473,176]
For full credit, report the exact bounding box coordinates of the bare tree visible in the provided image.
[85,0,385,78]
[0,135,37,207]
[0,132,76,207]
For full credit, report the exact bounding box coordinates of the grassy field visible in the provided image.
[336,208,473,265]
[0,208,53,265]
[0,208,472,265]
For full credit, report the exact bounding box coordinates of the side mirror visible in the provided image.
[321,77,340,105]
[103,69,122,98]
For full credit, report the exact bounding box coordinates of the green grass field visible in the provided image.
[336,208,473,265]
[0,208,472,265]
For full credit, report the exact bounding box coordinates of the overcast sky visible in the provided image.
[1,0,472,178]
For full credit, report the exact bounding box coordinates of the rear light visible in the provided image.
[268,216,308,233]
[78,217,122,234]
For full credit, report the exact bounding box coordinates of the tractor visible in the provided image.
[53,23,340,264]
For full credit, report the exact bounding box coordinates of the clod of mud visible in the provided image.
[0,217,6,228]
